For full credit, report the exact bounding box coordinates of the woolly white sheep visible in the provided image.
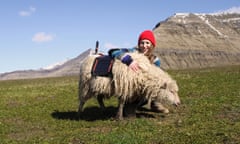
[78,52,180,120]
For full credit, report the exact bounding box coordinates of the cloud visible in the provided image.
[224,6,240,14]
[32,32,55,43]
[214,6,240,14]
[19,6,36,16]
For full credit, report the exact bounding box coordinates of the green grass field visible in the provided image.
[0,66,239,144]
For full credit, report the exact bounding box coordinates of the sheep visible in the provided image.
[78,52,180,120]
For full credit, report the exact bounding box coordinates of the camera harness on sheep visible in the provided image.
[91,41,114,77]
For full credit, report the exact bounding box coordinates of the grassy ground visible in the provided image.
[0,66,239,144]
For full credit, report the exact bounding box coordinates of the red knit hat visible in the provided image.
[138,30,156,47]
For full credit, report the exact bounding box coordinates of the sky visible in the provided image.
[0,0,240,73]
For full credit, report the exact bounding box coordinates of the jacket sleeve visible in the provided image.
[108,48,136,66]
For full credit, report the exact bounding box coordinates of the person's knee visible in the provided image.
[151,101,169,113]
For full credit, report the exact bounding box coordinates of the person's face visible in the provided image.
[139,39,153,55]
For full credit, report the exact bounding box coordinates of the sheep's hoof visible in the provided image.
[115,114,123,120]
[115,116,123,121]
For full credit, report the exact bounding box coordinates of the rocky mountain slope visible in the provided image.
[153,13,240,69]
[1,12,240,80]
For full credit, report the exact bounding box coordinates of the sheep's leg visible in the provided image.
[97,94,105,109]
[147,97,152,109]
[78,92,92,114]
[78,81,86,115]
[116,97,124,120]
[78,100,85,115]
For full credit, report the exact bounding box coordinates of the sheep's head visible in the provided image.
[152,80,181,107]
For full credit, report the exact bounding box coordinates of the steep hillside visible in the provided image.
[154,13,240,69]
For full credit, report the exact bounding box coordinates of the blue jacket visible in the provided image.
[108,48,161,67]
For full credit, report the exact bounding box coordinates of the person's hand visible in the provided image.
[128,60,140,72]
[143,48,150,55]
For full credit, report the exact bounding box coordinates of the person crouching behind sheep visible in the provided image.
[108,30,169,113]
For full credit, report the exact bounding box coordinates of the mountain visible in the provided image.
[153,13,240,69]
[1,12,240,80]
[0,49,91,80]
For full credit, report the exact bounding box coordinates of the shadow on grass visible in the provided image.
[51,106,158,121]
[51,106,117,121]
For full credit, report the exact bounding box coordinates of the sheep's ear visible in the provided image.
[161,83,167,89]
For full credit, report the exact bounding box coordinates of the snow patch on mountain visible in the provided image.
[197,15,224,36]
[42,59,68,70]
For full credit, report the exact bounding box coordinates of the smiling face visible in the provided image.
[138,39,155,56]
